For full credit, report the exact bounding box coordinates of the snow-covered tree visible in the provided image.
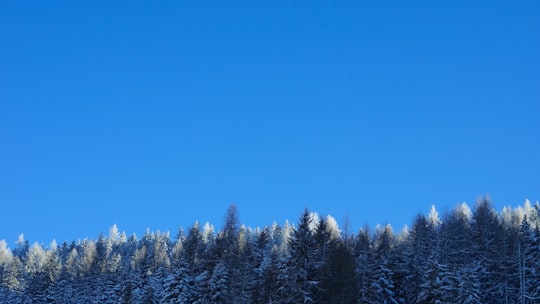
[287,208,318,303]
[161,261,199,304]
[471,197,507,302]
[2,201,539,304]
[208,260,230,304]
[518,216,540,303]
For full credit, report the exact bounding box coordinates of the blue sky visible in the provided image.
[1,1,539,245]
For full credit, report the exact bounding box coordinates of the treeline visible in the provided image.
[1,199,539,303]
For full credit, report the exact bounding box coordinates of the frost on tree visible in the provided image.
[0,199,539,304]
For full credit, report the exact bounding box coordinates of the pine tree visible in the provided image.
[370,225,398,304]
[324,239,357,304]
[407,214,436,303]
[354,226,371,304]
[4,201,540,304]
[456,266,482,304]
[518,215,540,303]
[312,215,331,302]
[286,208,318,303]
[0,240,22,292]
[256,245,285,303]
[208,261,230,304]
[441,203,474,268]
[471,198,506,302]
[161,261,198,304]
[416,249,457,304]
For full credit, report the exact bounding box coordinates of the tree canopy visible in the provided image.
[1,200,539,303]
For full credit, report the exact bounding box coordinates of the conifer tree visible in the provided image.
[471,198,505,302]
[354,226,371,303]
[287,208,318,303]
[1,201,540,303]
[518,216,540,303]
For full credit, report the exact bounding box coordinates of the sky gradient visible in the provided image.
[1,1,539,245]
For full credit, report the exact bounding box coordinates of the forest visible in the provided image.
[1,198,539,303]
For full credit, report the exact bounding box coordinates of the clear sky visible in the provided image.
[1,1,539,245]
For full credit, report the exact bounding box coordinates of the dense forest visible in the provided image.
[1,198,539,303]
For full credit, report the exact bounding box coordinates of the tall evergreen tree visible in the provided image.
[287,208,318,303]
[2,201,540,304]
[518,216,540,303]
[471,198,506,303]
[354,226,372,304]
[370,225,398,304]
